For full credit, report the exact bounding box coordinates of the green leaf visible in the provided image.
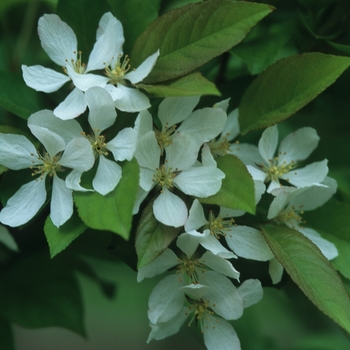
[0,317,13,350]
[136,197,180,269]
[199,155,255,214]
[137,72,220,97]
[327,41,350,55]
[239,53,350,134]
[0,71,40,119]
[57,0,111,55]
[44,212,87,258]
[74,159,139,239]
[0,252,85,335]
[304,200,350,280]
[131,0,273,83]
[107,0,161,54]
[261,223,350,334]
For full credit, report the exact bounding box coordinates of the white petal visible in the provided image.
[66,65,109,91]
[153,188,188,227]
[148,274,185,324]
[267,179,282,193]
[178,107,227,146]
[87,18,123,72]
[134,110,153,139]
[166,135,198,170]
[29,125,65,157]
[246,165,267,182]
[125,50,160,84]
[93,156,122,195]
[201,143,217,167]
[0,133,39,169]
[0,179,46,227]
[203,317,241,350]
[237,279,263,308]
[139,167,155,192]
[28,110,82,143]
[50,175,73,227]
[278,127,319,163]
[199,271,243,320]
[22,65,70,93]
[223,108,240,141]
[38,14,77,66]
[200,251,239,280]
[113,84,151,112]
[174,166,225,197]
[267,191,289,220]
[65,169,92,192]
[180,283,210,300]
[0,225,19,252]
[213,98,230,113]
[199,232,237,259]
[185,199,208,232]
[85,87,116,132]
[54,88,87,120]
[60,137,94,171]
[281,159,328,188]
[96,12,124,47]
[176,232,201,258]
[225,226,274,261]
[134,131,160,170]
[269,257,284,284]
[147,307,188,343]
[132,186,149,214]
[106,127,137,161]
[158,96,200,127]
[137,248,179,282]
[286,176,337,211]
[229,143,262,166]
[298,227,338,260]
[258,125,278,164]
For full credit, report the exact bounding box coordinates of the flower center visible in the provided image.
[186,299,215,332]
[155,124,177,152]
[153,163,177,191]
[64,51,86,74]
[30,151,63,179]
[207,210,234,239]
[176,256,206,284]
[207,136,231,157]
[262,156,296,182]
[274,205,305,228]
[105,54,131,84]
[82,131,108,157]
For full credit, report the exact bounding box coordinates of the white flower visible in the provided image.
[147,278,263,350]
[22,13,122,119]
[246,125,328,192]
[28,87,137,195]
[138,234,240,324]
[22,12,159,119]
[0,126,94,227]
[137,96,227,154]
[134,131,225,227]
[206,108,261,165]
[268,177,338,261]
[182,198,274,262]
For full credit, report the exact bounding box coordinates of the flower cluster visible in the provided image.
[0,11,339,350]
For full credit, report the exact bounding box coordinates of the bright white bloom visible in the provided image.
[134,131,225,227]
[206,108,261,165]
[147,278,263,350]
[182,197,274,262]
[22,13,159,119]
[28,87,137,195]
[0,125,94,227]
[246,125,328,192]
[138,96,227,154]
[138,234,240,325]
[268,177,338,261]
